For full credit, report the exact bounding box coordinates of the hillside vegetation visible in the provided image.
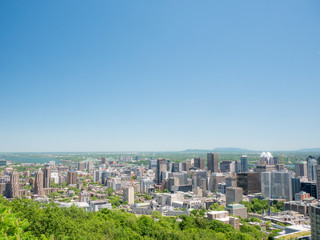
[0,196,268,240]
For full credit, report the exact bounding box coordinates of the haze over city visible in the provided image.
[1,1,320,152]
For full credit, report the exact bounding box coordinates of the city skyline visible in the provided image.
[1,0,320,152]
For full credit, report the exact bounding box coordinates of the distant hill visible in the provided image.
[297,148,320,152]
[183,147,255,153]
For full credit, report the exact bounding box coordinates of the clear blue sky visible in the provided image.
[0,1,319,152]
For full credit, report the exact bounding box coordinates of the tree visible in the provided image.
[106,187,114,197]
[152,210,162,219]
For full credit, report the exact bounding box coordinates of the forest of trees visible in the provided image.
[0,196,269,240]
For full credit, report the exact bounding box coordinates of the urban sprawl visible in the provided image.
[0,152,320,239]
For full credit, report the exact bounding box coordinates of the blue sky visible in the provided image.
[0,1,319,152]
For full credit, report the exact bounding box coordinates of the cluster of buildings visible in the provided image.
[1,151,320,239]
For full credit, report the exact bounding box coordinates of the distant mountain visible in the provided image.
[297,148,320,152]
[183,147,255,153]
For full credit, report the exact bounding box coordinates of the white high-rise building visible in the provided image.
[123,186,134,205]
[261,171,292,201]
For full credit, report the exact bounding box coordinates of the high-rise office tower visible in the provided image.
[301,181,318,199]
[261,171,292,201]
[295,162,307,177]
[194,157,205,170]
[226,187,243,205]
[123,186,134,205]
[291,177,301,200]
[209,173,225,192]
[43,166,51,189]
[220,161,235,173]
[240,155,248,173]
[34,170,44,195]
[171,172,188,185]
[67,171,78,185]
[156,159,167,185]
[226,176,237,187]
[8,172,20,198]
[255,165,276,179]
[307,156,317,181]
[185,160,192,172]
[311,204,320,239]
[207,153,218,173]
[236,173,260,195]
[171,162,180,172]
[235,160,241,173]
[194,157,201,169]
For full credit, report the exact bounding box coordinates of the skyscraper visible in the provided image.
[294,162,307,177]
[291,177,301,200]
[8,172,20,198]
[207,153,218,173]
[156,159,167,185]
[185,160,192,172]
[236,173,260,195]
[307,156,317,181]
[261,171,292,201]
[43,166,51,189]
[255,165,276,179]
[171,162,180,172]
[240,155,248,173]
[34,170,44,195]
[194,157,205,170]
[209,173,225,192]
[220,161,235,173]
[67,171,77,185]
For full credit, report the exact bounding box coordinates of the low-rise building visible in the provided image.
[225,203,247,219]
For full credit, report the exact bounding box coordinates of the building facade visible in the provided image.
[261,171,292,201]
[226,187,243,205]
[237,173,261,195]
[240,155,248,173]
[311,204,320,240]
[207,153,219,173]
[67,171,77,185]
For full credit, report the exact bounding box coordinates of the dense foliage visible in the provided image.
[240,199,283,214]
[0,196,269,240]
